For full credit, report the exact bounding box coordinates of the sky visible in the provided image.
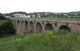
[0,0,80,13]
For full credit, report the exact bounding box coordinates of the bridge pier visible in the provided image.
[28,21,30,33]
[20,21,22,34]
[23,21,26,33]
[34,23,36,33]
[15,20,18,34]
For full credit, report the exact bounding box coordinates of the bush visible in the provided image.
[0,14,6,20]
[0,19,16,37]
[44,30,80,51]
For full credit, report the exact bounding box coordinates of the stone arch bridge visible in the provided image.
[10,17,80,34]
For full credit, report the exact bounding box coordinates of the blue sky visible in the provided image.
[0,0,80,13]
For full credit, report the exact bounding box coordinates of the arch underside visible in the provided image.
[25,21,28,32]
[45,23,53,31]
[59,25,71,32]
[30,22,34,32]
[36,22,42,32]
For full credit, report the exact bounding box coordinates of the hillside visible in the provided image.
[70,11,80,13]
[0,31,80,51]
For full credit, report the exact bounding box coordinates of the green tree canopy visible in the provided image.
[0,13,16,37]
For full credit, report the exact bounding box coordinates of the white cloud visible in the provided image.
[0,0,80,13]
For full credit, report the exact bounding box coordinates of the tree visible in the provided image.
[0,14,6,20]
[0,13,16,37]
[0,20,16,37]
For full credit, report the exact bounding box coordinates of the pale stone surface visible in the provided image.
[11,17,80,34]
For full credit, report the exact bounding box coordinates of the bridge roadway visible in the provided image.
[11,17,80,24]
[9,17,80,34]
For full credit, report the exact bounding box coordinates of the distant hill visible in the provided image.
[70,11,80,13]
[3,11,80,18]
[4,11,28,16]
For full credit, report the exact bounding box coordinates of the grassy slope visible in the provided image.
[0,31,80,51]
[0,34,53,51]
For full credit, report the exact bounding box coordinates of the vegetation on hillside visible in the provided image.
[0,13,6,20]
[0,31,80,51]
[4,11,28,16]
[0,13,16,37]
[4,11,80,18]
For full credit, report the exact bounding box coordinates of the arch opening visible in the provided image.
[59,25,71,32]
[25,21,28,32]
[45,23,53,31]
[30,22,34,33]
[17,20,20,23]
[36,22,42,32]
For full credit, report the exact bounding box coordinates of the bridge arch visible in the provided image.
[45,23,53,31]
[25,21,28,32]
[36,22,42,32]
[59,25,71,32]
[30,21,34,32]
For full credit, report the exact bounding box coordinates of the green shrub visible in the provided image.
[44,30,80,51]
[0,14,16,37]
[0,14,6,20]
[0,19,16,37]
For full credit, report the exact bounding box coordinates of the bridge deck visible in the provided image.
[10,17,80,20]
[9,17,80,24]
